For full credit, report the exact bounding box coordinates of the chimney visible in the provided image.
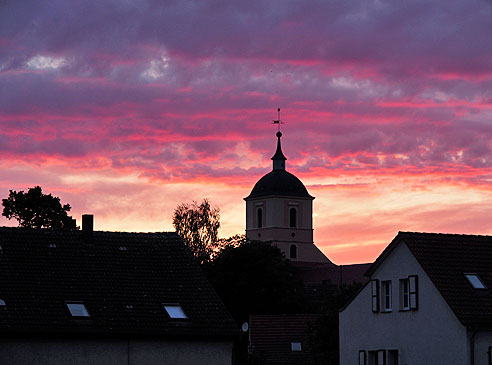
[82,214,94,242]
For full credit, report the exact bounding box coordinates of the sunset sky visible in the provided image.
[2,0,492,264]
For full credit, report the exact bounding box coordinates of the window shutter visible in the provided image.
[409,275,418,310]
[359,350,367,365]
[371,279,380,313]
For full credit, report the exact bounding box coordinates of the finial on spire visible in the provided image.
[272,107,284,133]
[271,108,286,170]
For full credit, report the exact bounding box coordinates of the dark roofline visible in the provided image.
[365,231,492,277]
[244,193,315,201]
[364,232,405,277]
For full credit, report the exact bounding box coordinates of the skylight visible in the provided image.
[464,274,486,289]
[291,342,302,352]
[66,303,90,317]
[0,299,6,306]
[163,304,187,319]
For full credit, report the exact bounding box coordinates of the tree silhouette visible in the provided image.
[2,186,75,229]
[172,199,220,264]
[204,240,305,324]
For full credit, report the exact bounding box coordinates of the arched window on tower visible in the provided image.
[257,208,263,229]
[290,244,297,259]
[289,207,297,228]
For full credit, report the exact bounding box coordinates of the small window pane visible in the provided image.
[400,279,409,310]
[359,350,367,365]
[290,244,297,259]
[289,208,297,228]
[257,208,263,229]
[465,274,486,289]
[377,350,386,365]
[291,342,302,351]
[164,304,187,319]
[381,281,392,312]
[66,303,90,317]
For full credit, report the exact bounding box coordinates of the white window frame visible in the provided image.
[291,342,302,351]
[377,350,386,365]
[381,280,392,312]
[399,278,410,311]
[359,350,367,365]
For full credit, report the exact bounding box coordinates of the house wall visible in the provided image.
[0,338,233,365]
[339,242,468,365]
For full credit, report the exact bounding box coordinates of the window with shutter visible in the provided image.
[388,349,399,365]
[399,279,409,311]
[408,275,418,310]
[371,279,380,313]
[381,280,392,312]
[359,350,367,365]
[377,350,386,365]
[368,351,376,365]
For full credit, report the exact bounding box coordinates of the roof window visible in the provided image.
[163,304,187,319]
[66,302,90,317]
[464,273,486,289]
[291,342,302,352]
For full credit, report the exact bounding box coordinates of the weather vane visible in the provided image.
[272,108,284,132]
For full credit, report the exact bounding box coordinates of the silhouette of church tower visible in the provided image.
[245,119,330,263]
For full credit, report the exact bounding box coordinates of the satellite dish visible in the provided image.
[241,322,249,332]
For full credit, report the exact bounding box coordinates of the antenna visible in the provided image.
[272,107,284,132]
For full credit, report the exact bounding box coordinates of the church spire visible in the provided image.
[272,131,286,170]
[271,108,286,170]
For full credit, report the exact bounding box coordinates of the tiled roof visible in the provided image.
[249,314,319,364]
[369,231,492,327]
[0,227,238,338]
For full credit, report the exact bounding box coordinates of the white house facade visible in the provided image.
[339,232,492,365]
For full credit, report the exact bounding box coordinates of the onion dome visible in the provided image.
[246,132,313,200]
